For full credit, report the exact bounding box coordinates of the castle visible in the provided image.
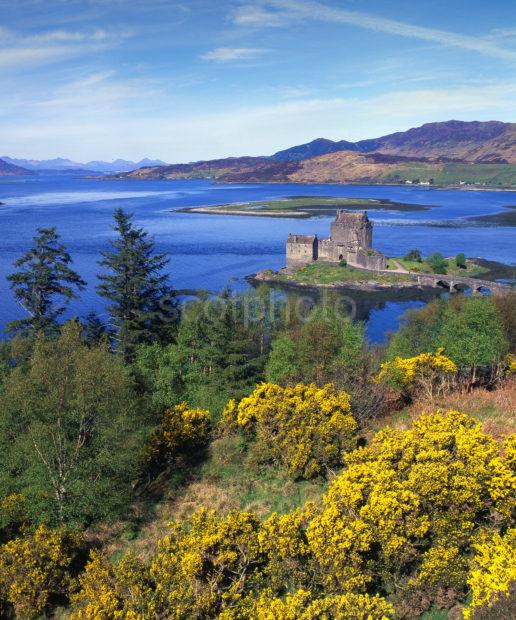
[286,210,386,271]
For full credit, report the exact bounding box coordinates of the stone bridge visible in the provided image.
[406,272,511,296]
[350,263,513,296]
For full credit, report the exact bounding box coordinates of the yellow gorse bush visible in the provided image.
[149,509,267,617]
[144,402,211,466]
[248,588,394,619]
[0,525,83,619]
[307,411,515,601]
[375,348,457,398]
[70,550,152,620]
[44,412,516,619]
[463,528,516,619]
[222,382,357,479]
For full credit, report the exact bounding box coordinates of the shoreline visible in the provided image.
[178,206,309,217]
[103,174,516,192]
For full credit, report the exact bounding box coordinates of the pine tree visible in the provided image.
[82,311,109,346]
[7,227,86,334]
[97,209,178,361]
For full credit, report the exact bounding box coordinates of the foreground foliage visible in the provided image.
[144,402,212,472]
[0,525,84,619]
[65,410,514,619]
[464,528,516,619]
[223,382,358,479]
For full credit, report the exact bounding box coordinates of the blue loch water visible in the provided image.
[0,175,514,343]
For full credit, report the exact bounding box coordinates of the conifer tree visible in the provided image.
[7,227,86,334]
[82,311,108,346]
[97,209,178,361]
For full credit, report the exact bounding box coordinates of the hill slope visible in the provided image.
[365,120,516,163]
[0,158,33,176]
[272,120,516,164]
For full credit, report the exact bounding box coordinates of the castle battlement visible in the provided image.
[286,210,386,271]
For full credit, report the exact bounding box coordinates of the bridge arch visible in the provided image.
[436,280,450,290]
[453,282,473,294]
[475,284,492,296]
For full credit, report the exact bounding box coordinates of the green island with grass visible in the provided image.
[257,262,414,288]
[254,253,496,292]
[179,196,428,217]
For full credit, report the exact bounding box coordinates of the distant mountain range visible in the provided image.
[3,121,516,185]
[0,156,169,174]
[0,158,35,176]
[118,120,516,186]
[271,120,516,163]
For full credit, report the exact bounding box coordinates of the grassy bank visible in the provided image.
[379,162,516,186]
[265,262,415,286]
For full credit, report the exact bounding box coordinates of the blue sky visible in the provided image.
[1,0,515,162]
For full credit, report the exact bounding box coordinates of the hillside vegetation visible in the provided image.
[0,214,514,619]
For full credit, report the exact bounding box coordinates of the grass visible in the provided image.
[281,262,414,286]
[381,163,516,186]
[115,435,328,559]
[366,378,516,441]
[387,256,490,278]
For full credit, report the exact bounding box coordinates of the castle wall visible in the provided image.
[330,215,372,249]
[347,249,387,270]
[318,239,349,262]
[286,235,317,268]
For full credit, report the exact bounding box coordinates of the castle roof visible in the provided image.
[334,210,369,223]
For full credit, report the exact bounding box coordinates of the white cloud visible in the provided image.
[231,5,288,28]
[4,79,515,161]
[30,28,111,43]
[239,0,516,62]
[201,47,270,62]
[0,27,127,70]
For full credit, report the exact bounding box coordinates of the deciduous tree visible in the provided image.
[0,322,145,525]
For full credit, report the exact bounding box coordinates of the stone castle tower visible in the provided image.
[286,210,386,271]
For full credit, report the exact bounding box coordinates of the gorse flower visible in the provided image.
[144,402,211,468]
[463,529,516,619]
[222,382,358,479]
[67,410,515,619]
[375,348,457,398]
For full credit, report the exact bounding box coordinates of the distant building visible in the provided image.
[286,210,386,270]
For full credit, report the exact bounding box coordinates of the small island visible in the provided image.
[253,210,511,296]
[179,196,428,218]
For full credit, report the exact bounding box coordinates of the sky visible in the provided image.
[1,0,515,162]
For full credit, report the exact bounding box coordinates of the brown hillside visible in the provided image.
[372,121,516,163]
[286,151,438,184]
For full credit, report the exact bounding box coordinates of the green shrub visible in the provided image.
[456,252,467,268]
[426,252,448,274]
[405,249,422,262]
